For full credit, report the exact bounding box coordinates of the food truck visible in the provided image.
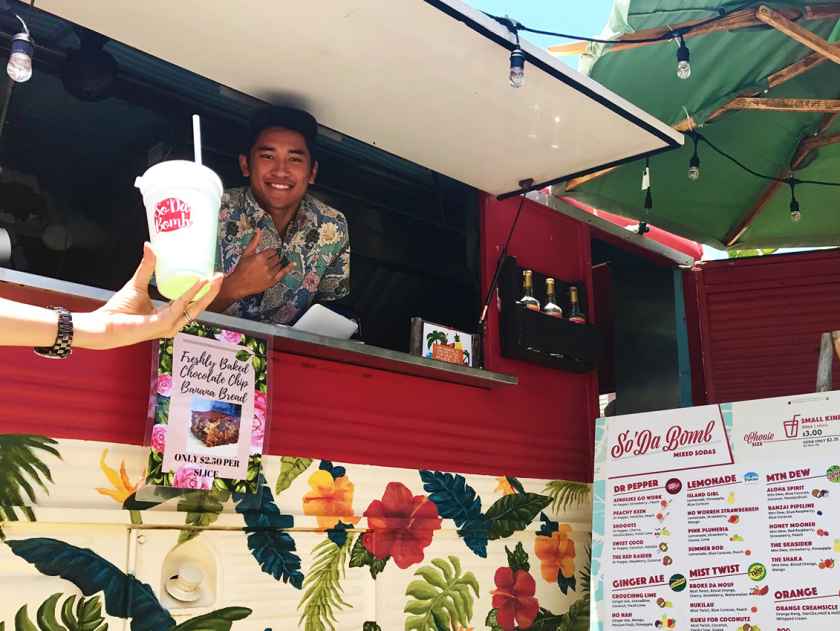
[0,1,752,629]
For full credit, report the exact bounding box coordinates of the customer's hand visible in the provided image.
[74,243,224,349]
[225,229,295,299]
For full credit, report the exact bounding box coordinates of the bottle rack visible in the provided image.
[498,255,602,373]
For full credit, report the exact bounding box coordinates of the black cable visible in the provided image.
[478,191,528,329]
[697,132,840,187]
[486,1,758,46]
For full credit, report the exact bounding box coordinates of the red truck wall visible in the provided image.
[0,194,599,482]
[688,249,840,403]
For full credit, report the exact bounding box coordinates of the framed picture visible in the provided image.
[410,318,479,368]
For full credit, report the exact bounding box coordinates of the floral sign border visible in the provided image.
[145,321,270,495]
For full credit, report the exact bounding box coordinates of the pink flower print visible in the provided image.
[156,374,172,397]
[173,466,212,490]
[303,271,320,292]
[251,407,266,452]
[254,390,268,414]
[151,424,167,453]
[216,329,243,344]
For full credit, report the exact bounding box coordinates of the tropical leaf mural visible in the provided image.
[6,538,175,631]
[403,556,479,631]
[170,607,253,630]
[543,481,591,514]
[419,470,488,557]
[484,493,552,540]
[178,488,230,544]
[349,533,388,579]
[276,457,313,495]
[0,435,60,524]
[297,535,353,631]
[233,478,303,588]
[9,593,106,631]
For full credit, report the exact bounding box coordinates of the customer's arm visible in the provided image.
[0,243,223,350]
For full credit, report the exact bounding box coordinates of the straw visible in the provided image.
[192,114,202,165]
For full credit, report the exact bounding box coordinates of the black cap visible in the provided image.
[247,105,318,161]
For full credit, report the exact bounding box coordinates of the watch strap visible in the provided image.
[33,306,74,359]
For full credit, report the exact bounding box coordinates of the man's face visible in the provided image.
[239,127,317,214]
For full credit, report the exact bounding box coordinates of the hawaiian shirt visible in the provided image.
[216,187,350,325]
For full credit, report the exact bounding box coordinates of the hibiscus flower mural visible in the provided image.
[302,468,360,529]
[535,523,577,583]
[362,481,441,569]
[491,567,539,631]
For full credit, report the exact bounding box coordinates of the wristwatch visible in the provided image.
[33,306,74,359]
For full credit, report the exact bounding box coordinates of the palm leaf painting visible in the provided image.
[425,331,447,350]
[233,478,303,588]
[297,535,353,631]
[0,435,60,524]
[6,538,175,631]
[543,480,592,514]
[9,593,107,631]
[170,607,253,630]
[404,556,479,631]
[275,457,313,495]
[177,488,230,545]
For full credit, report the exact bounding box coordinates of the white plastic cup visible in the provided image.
[136,160,223,300]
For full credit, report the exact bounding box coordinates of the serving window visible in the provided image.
[0,5,480,353]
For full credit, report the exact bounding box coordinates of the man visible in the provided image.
[209,106,350,324]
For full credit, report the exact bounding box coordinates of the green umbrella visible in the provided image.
[562,0,840,248]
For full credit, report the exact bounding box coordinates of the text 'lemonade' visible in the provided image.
[136,160,223,300]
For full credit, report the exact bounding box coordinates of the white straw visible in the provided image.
[192,114,203,165]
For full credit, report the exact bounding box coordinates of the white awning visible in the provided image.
[39,0,683,196]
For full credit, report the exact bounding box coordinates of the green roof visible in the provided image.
[566,1,840,248]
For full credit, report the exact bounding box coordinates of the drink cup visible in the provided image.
[136,160,223,300]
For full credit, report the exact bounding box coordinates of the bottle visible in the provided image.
[543,278,563,318]
[516,270,541,312]
[568,286,586,324]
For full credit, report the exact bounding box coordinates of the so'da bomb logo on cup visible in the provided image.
[154,198,192,233]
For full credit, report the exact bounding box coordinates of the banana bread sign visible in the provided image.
[144,322,269,494]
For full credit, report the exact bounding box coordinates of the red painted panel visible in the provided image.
[694,249,840,403]
[0,195,598,481]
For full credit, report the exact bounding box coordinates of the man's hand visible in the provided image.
[209,228,295,312]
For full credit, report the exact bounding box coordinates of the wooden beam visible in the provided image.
[756,5,840,65]
[768,51,827,88]
[725,113,838,246]
[564,166,617,192]
[804,5,840,20]
[724,177,786,247]
[673,52,827,132]
[607,7,800,53]
[721,97,840,113]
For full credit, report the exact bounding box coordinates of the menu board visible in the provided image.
[591,392,840,631]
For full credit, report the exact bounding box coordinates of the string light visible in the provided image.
[7,15,33,83]
[688,132,701,181]
[676,35,691,80]
[642,157,653,215]
[509,47,525,88]
[788,179,801,223]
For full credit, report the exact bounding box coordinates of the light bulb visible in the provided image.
[676,37,691,80]
[688,155,700,181]
[7,32,33,83]
[789,196,801,222]
[509,48,525,88]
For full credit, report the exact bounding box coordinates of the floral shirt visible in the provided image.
[216,187,350,325]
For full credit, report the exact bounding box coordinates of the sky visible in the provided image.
[466,0,615,68]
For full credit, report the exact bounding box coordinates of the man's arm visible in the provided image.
[315,224,350,302]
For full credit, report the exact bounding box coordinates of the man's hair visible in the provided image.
[246,106,318,163]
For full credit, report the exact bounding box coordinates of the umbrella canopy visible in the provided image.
[562,1,840,249]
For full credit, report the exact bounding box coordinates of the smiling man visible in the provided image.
[209,106,350,324]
